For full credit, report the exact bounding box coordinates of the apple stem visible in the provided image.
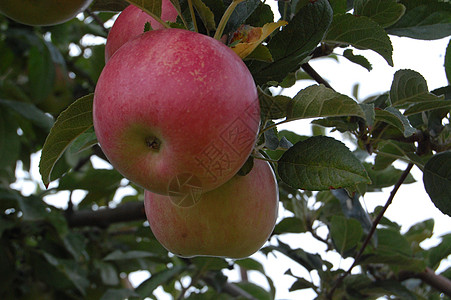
[187,0,199,33]
[145,136,162,151]
[213,0,246,41]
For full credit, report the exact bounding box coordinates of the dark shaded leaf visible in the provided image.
[354,0,405,28]
[91,0,129,11]
[325,13,393,66]
[390,69,442,107]
[273,217,306,235]
[374,107,416,137]
[0,99,54,130]
[387,0,451,40]
[330,215,363,255]
[428,233,451,269]
[0,109,20,168]
[136,265,186,297]
[423,151,451,216]
[342,49,372,71]
[249,0,333,84]
[258,87,291,120]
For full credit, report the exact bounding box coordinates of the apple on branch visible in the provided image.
[0,0,93,26]
[93,28,260,196]
[144,158,279,258]
[105,1,178,62]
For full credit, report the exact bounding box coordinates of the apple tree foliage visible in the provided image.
[1,0,451,299]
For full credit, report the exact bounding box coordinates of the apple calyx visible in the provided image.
[145,136,161,151]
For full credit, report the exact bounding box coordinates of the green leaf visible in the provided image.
[245,44,273,62]
[375,228,412,257]
[389,69,442,107]
[69,126,98,154]
[258,87,291,120]
[264,240,324,271]
[245,2,274,27]
[370,280,417,300]
[330,215,363,255]
[235,282,271,300]
[0,99,54,130]
[224,0,260,35]
[28,44,55,103]
[373,140,416,170]
[277,136,371,191]
[95,261,120,286]
[342,49,372,71]
[428,233,451,269]
[39,94,94,187]
[360,103,375,126]
[273,217,306,235]
[404,99,451,115]
[386,0,451,40]
[325,13,393,66]
[0,109,20,168]
[58,168,123,192]
[250,0,333,84]
[364,162,415,191]
[354,0,406,28]
[104,250,157,261]
[311,117,358,133]
[43,253,90,295]
[374,107,416,137]
[404,219,434,246]
[234,258,265,274]
[100,289,139,300]
[286,84,366,121]
[193,0,216,32]
[423,151,451,216]
[17,195,48,221]
[91,0,129,11]
[136,265,185,297]
[446,38,451,84]
[126,0,162,18]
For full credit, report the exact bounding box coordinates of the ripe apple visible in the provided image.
[105,2,178,62]
[0,0,93,26]
[144,159,279,258]
[93,28,260,196]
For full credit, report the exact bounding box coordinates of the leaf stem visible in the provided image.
[213,0,245,40]
[327,162,414,299]
[187,0,198,32]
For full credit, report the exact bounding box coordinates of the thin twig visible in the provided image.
[327,162,414,299]
[301,62,334,91]
[85,9,109,35]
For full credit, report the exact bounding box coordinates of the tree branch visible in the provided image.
[327,162,414,298]
[399,267,451,297]
[66,201,146,228]
[301,62,334,90]
[202,272,257,300]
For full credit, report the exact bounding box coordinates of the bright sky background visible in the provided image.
[10,5,451,300]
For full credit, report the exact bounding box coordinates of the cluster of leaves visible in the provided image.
[1,0,451,299]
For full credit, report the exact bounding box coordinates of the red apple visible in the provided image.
[105,2,178,62]
[0,0,93,26]
[93,28,260,196]
[144,159,279,258]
